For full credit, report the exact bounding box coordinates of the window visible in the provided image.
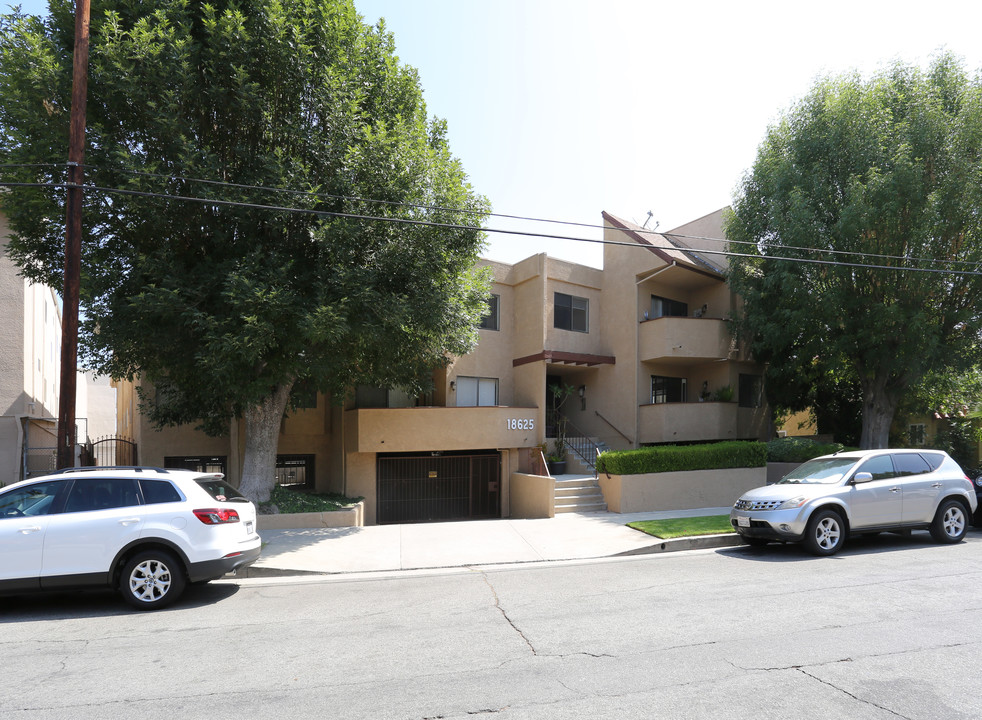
[354,385,417,408]
[908,424,926,446]
[165,456,228,475]
[0,481,63,518]
[650,295,687,318]
[891,453,931,477]
[480,294,500,331]
[554,292,589,332]
[140,479,183,504]
[64,478,140,513]
[739,374,763,408]
[855,455,896,481]
[457,376,499,407]
[290,379,318,410]
[276,455,315,487]
[651,376,687,404]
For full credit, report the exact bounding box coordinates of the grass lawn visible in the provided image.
[627,515,735,539]
[260,484,363,515]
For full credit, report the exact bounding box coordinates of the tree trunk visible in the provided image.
[237,381,294,504]
[858,375,900,449]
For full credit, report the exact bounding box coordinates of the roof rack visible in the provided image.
[52,466,171,475]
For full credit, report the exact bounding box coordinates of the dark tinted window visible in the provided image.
[64,478,140,512]
[855,455,896,481]
[196,478,249,502]
[554,292,588,332]
[0,481,64,518]
[920,452,945,471]
[140,479,183,504]
[651,295,687,318]
[479,294,500,331]
[892,453,931,477]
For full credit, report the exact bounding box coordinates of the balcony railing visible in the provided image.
[639,401,767,444]
[639,317,735,363]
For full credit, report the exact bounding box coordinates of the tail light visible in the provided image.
[194,508,241,525]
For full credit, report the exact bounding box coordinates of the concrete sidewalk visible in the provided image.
[243,507,741,576]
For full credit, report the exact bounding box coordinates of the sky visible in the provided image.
[10,0,982,268]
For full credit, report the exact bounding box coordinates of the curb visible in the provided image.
[613,532,744,556]
[232,533,746,579]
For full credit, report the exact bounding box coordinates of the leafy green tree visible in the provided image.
[0,0,490,501]
[726,53,982,449]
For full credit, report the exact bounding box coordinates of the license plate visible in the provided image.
[245,521,254,534]
[737,516,750,528]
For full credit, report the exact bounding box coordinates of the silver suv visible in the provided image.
[0,466,261,609]
[730,449,977,555]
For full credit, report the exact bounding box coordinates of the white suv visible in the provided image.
[0,466,261,609]
[731,449,978,555]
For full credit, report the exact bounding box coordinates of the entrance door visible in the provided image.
[377,452,501,524]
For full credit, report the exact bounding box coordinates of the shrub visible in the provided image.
[596,441,766,475]
[766,437,846,463]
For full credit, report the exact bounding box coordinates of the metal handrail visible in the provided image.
[594,411,632,446]
[560,416,602,471]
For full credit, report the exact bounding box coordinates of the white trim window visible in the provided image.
[457,377,498,407]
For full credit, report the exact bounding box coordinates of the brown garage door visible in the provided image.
[377,451,501,524]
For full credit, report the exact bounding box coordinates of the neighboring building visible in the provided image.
[0,213,119,484]
[1,212,64,484]
[118,209,769,524]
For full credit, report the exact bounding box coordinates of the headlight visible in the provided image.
[778,496,807,510]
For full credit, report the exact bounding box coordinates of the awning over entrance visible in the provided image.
[512,350,615,367]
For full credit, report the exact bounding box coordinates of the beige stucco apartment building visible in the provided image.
[1,212,65,484]
[116,208,769,524]
[1,213,120,484]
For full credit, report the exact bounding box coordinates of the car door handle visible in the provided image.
[19,525,42,534]
[931,483,943,488]
[889,487,900,493]
[118,517,141,526]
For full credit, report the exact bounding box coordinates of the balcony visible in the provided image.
[639,317,734,365]
[639,401,767,444]
[345,406,540,453]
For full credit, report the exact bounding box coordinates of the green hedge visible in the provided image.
[766,437,848,463]
[595,441,767,475]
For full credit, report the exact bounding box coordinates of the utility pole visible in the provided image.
[56,0,91,469]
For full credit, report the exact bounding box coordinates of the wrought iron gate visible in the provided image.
[377,451,501,524]
[88,436,138,466]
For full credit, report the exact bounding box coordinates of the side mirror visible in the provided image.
[851,471,873,485]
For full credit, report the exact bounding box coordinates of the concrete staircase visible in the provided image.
[554,475,608,513]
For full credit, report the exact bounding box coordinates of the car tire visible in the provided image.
[930,499,968,544]
[119,550,186,610]
[803,509,845,556]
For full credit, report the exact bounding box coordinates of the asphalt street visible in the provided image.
[3,530,982,719]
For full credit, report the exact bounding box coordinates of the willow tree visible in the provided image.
[726,53,982,449]
[0,0,490,501]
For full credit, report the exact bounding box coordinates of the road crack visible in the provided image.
[480,572,537,655]
[797,668,911,719]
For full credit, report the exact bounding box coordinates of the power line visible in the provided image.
[3,177,982,276]
[78,164,982,268]
[5,162,980,269]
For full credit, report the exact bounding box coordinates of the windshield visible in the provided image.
[778,457,858,485]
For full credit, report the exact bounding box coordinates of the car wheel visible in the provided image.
[930,499,968,544]
[803,509,844,556]
[119,550,186,610]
